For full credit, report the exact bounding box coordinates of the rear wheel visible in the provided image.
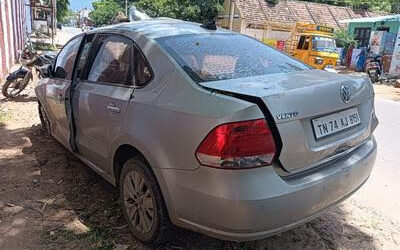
[119,157,173,246]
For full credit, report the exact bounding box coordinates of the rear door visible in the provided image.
[72,34,135,172]
[45,35,83,147]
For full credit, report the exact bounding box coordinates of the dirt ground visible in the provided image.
[373,84,400,101]
[0,83,399,250]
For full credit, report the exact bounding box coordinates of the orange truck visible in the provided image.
[263,22,339,69]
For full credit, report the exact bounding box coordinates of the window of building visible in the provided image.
[354,28,371,47]
[33,9,47,21]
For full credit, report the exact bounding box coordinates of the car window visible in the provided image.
[87,35,133,85]
[156,34,310,83]
[76,34,96,78]
[54,36,83,80]
[303,36,310,50]
[137,51,152,86]
[297,36,305,50]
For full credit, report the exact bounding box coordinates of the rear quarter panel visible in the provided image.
[112,71,264,172]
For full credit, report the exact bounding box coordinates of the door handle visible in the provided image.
[107,103,121,113]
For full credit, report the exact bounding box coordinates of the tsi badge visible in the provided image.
[277,111,299,120]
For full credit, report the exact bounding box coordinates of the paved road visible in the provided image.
[55,27,83,46]
[350,97,400,224]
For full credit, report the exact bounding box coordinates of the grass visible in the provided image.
[0,106,11,125]
[32,42,58,51]
[43,227,118,250]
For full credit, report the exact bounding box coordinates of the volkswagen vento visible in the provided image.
[35,19,378,245]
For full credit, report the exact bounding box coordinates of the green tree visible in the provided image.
[369,0,400,13]
[334,29,357,49]
[113,0,223,22]
[89,0,123,26]
[301,0,400,12]
[60,9,76,25]
[57,0,70,22]
[43,0,70,23]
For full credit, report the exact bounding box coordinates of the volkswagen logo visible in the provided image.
[340,84,351,103]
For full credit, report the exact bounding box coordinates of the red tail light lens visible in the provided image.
[195,119,276,169]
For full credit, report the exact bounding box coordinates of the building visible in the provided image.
[341,15,400,75]
[217,0,386,42]
[0,0,27,80]
[29,0,53,34]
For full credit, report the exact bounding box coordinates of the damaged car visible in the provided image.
[35,18,378,245]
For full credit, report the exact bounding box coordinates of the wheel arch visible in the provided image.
[113,144,147,186]
[112,143,176,223]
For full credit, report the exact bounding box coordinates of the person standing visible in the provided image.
[347,41,355,68]
[356,46,368,72]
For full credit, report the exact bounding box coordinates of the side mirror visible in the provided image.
[39,64,53,78]
[54,66,67,79]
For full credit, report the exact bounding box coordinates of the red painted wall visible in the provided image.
[0,0,26,81]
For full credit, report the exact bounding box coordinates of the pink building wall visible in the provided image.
[0,0,27,80]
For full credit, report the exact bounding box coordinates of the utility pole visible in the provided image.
[51,0,57,46]
[228,0,235,30]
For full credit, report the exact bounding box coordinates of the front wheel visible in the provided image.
[368,71,379,83]
[119,157,173,246]
[2,76,30,98]
[38,104,51,135]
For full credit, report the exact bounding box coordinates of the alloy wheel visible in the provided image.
[123,170,155,234]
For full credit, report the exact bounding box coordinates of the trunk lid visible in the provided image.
[199,69,376,173]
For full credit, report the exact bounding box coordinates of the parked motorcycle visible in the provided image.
[2,43,56,98]
[365,54,382,83]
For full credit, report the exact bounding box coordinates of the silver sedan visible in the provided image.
[35,19,378,245]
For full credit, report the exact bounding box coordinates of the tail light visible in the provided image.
[195,119,276,169]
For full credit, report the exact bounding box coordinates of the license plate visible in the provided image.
[312,107,361,140]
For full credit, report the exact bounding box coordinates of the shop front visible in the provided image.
[341,15,400,76]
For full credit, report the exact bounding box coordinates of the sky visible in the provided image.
[69,0,96,10]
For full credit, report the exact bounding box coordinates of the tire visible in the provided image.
[371,74,379,83]
[119,157,173,246]
[2,75,30,98]
[367,71,379,83]
[38,103,51,135]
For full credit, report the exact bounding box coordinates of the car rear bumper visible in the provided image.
[155,136,377,242]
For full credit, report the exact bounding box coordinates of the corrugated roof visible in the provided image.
[235,0,387,29]
[340,14,400,23]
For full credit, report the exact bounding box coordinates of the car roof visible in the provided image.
[90,18,234,40]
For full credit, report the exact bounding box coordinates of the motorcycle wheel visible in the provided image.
[370,74,379,83]
[2,76,30,98]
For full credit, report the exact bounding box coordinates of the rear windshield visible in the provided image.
[156,34,310,82]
